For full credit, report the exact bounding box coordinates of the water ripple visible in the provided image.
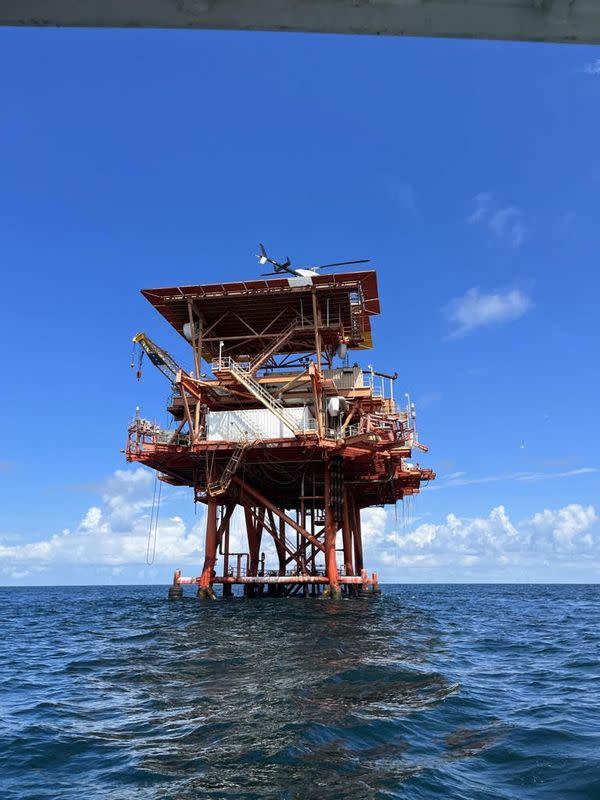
[0,584,599,799]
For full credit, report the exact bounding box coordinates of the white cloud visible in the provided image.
[489,207,526,248]
[529,504,597,552]
[2,469,598,584]
[584,59,600,75]
[466,193,526,247]
[361,502,599,580]
[444,286,531,338]
[0,468,202,575]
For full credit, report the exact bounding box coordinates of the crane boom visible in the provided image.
[132,332,185,384]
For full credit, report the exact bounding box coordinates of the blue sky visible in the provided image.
[1,28,599,584]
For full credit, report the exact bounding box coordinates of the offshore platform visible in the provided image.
[126,247,435,599]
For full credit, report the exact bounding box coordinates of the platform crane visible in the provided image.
[131,332,186,385]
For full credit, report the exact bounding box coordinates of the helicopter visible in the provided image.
[256,243,370,278]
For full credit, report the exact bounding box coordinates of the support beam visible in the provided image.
[254,505,297,564]
[244,505,265,577]
[232,475,325,553]
[198,498,218,599]
[178,384,195,440]
[187,300,201,380]
[222,509,233,597]
[350,494,364,574]
[323,462,341,599]
[309,362,324,439]
[277,516,287,576]
[341,491,354,577]
[311,287,322,374]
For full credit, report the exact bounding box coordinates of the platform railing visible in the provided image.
[212,357,302,435]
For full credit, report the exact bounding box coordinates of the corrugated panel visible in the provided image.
[323,366,363,389]
[206,406,314,441]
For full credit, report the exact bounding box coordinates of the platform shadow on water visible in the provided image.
[126,595,465,799]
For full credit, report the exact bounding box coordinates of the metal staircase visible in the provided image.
[206,418,264,496]
[207,440,249,496]
[213,357,301,435]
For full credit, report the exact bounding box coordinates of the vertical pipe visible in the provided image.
[310,506,316,596]
[198,499,218,599]
[341,490,354,577]
[243,505,256,598]
[352,496,364,574]
[187,300,201,379]
[299,506,308,596]
[311,288,322,372]
[222,506,232,597]
[255,507,265,575]
[324,462,341,599]
[300,482,305,573]
[278,517,286,576]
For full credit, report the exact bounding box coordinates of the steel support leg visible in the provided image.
[244,505,264,597]
[323,462,341,599]
[341,490,354,578]
[351,495,364,574]
[198,499,218,600]
[222,512,233,597]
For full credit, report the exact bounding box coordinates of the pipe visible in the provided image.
[324,462,341,596]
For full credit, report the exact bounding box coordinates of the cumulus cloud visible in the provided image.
[0,468,202,579]
[466,192,526,247]
[2,469,598,584]
[444,286,531,338]
[529,505,597,552]
[361,502,599,579]
[583,59,600,75]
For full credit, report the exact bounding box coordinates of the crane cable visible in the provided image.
[131,339,145,381]
[146,475,162,565]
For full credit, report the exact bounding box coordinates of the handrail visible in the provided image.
[213,357,301,435]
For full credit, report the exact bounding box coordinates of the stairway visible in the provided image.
[213,357,302,435]
[207,440,248,496]
[206,416,267,497]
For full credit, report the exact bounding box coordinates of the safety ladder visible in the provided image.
[206,418,265,497]
[207,440,249,496]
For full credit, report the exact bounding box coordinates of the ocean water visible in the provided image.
[0,585,598,800]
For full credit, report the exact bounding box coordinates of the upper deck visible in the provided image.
[140,270,380,361]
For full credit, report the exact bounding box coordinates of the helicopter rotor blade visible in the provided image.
[307,258,371,271]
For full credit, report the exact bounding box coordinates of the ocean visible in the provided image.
[1,584,598,799]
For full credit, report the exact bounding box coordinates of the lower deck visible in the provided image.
[172,569,380,598]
